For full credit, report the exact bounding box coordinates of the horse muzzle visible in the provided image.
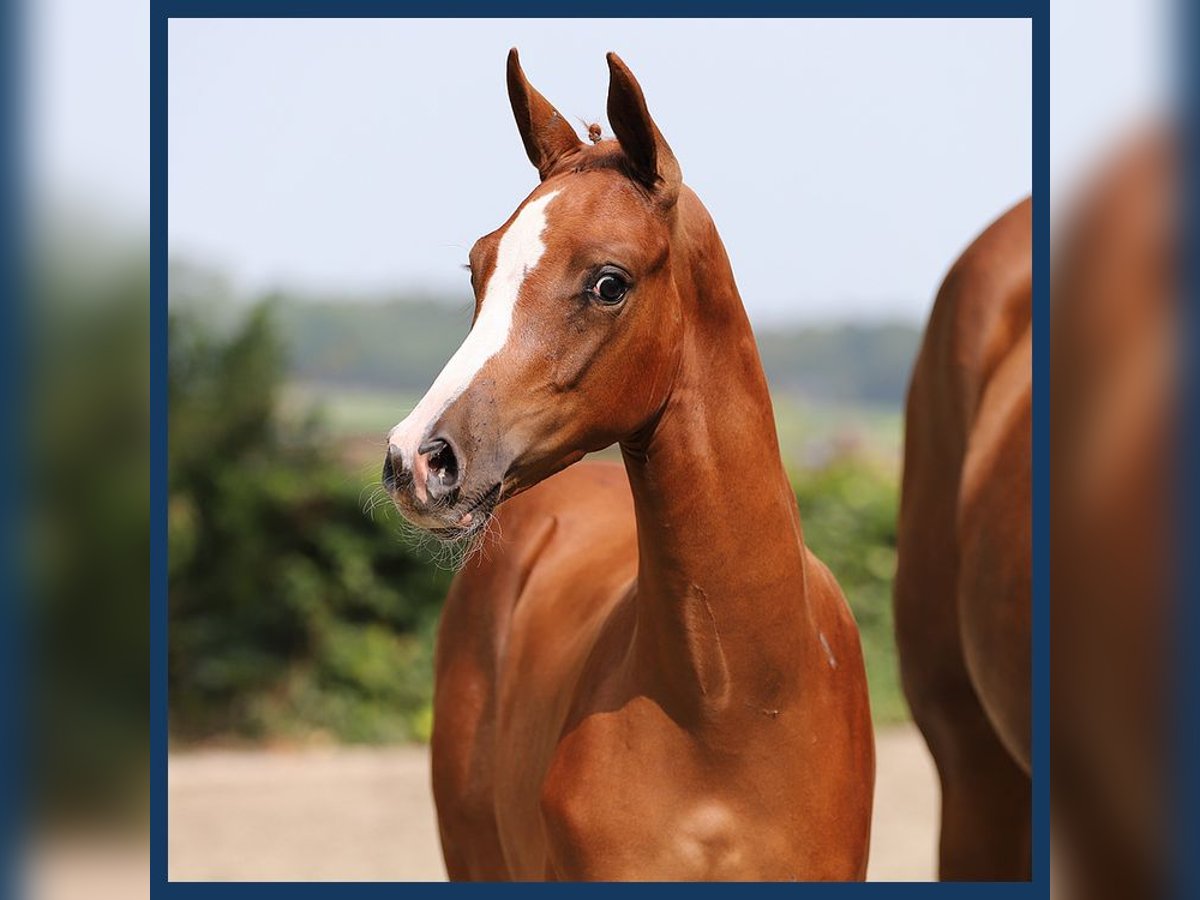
[382,434,502,537]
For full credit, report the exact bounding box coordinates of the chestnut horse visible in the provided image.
[894,199,1032,880]
[382,51,874,880]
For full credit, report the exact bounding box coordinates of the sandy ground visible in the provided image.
[167,724,939,882]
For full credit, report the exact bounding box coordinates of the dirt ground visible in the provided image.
[167,724,939,882]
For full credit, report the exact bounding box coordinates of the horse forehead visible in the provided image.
[550,171,648,218]
[477,175,653,280]
[541,178,663,256]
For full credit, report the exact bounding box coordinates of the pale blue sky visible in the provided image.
[166,18,1031,324]
[31,3,1172,324]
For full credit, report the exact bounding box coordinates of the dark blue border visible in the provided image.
[160,0,1036,17]
[1028,2,1048,891]
[1178,0,1198,896]
[1,0,23,897]
[151,2,1047,895]
[151,1,169,893]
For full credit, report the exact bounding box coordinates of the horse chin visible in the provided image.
[395,482,502,542]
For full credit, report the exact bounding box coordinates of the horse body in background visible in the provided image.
[895,199,1032,880]
[897,134,1173,892]
[383,51,874,881]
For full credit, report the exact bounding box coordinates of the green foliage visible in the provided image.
[792,459,906,723]
[169,303,452,744]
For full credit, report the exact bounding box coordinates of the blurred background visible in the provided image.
[15,0,1178,894]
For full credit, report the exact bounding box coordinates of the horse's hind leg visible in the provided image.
[895,368,1030,880]
[895,505,1031,878]
[917,681,1031,880]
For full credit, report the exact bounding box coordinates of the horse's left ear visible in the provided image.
[606,52,681,207]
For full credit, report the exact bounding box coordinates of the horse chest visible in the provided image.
[533,707,798,880]
[540,745,744,878]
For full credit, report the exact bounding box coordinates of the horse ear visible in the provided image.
[605,52,681,206]
[507,48,583,180]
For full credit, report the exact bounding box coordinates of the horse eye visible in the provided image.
[591,271,629,305]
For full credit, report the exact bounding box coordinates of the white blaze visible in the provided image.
[387,189,560,467]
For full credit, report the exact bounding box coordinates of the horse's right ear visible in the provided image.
[506,48,583,180]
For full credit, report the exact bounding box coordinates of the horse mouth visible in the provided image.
[429,483,502,540]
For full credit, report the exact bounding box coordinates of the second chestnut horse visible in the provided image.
[895,199,1032,880]
[383,51,874,880]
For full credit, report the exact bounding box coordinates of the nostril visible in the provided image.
[419,436,461,491]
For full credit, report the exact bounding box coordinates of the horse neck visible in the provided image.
[620,189,815,721]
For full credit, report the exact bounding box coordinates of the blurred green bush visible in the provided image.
[792,461,905,723]
[169,302,451,744]
[169,302,907,745]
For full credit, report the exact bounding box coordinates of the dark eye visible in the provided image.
[590,268,630,305]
